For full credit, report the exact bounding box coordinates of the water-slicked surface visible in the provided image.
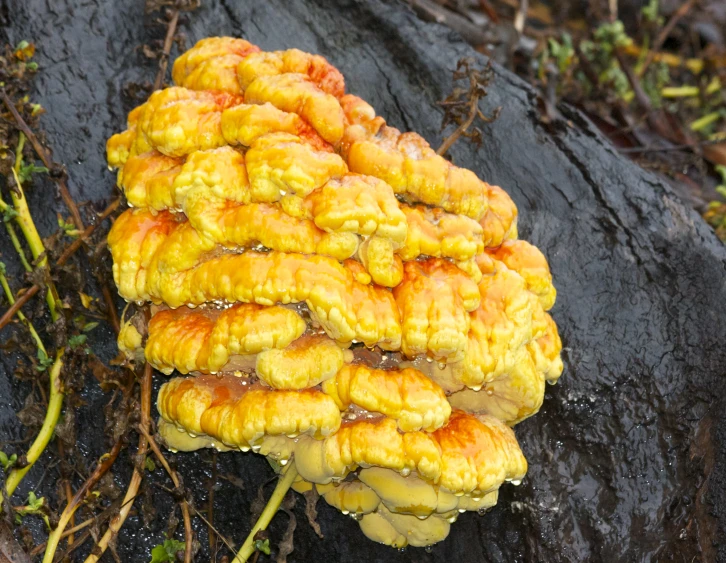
[1,1,725,561]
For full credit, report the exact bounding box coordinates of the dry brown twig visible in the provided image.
[437,58,500,157]
[30,496,125,557]
[207,451,218,555]
[514,0,528,35]
[137,423,193,563]
[615,51,673,141]
[0,90,121,333]
[153,9,180,91]
[0,89,83,230]
[41,437,126,563]
[56,440,75,546]
[55,199,120,266]
[84,361,153,563]
[0,285,40,330]
[639,0,698,77]
[406,0,497,46]
[0,198,120,331]
[477,0,499,24]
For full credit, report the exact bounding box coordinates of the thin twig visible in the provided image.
[513,0,528,35]
[437,94,481,157]
[615,50,672,141]
[55,199,120,266]
[30,496,124,557]
[83,361,152,563]
[0,90,121,333]
[41,437,125,563]
[407,0,495,46]
[148,489,236,556]
[0,273,45,365]
[0,90,83,230]
[137,423,193,563]
[640,0,698,76]
[477,0,499,24]
[153,9,180,91]
[0,284,40,331]
[437,59,496,156]
[0,199,119,331]
[43,497,139,562]
[208,451,217,555]
[56,441,75,546]
[100,285,120,334]
[608,0,617,22]
[51,530,92,563]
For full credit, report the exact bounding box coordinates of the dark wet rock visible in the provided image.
[2,1,726,561]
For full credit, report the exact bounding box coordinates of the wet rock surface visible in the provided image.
[2,0,726,561]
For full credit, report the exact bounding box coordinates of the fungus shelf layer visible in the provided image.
[107,36,563,549]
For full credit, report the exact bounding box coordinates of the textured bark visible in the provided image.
[1,1,725,561]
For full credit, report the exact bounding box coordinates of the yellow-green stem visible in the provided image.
[3,220,32,272]
[233,461,298,563]
[662,85,700,98]
[662,78,721,99]
[1,349,64,502]
[10,134,60,321]
[690,111,723,132]
[0,271,44,352]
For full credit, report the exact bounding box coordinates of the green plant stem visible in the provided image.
[3,221,32,272]
[1,349,64,502]
[9,134,61,321]
[0,142,65,504]
[662,78,721,99]
[690,111,723,132]
[233,461,298,563]
[0,271,44,352]
[662,85,699,98]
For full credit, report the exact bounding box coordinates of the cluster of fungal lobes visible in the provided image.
[107,37,563,548]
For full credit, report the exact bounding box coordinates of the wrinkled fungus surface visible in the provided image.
[5,1,725,560]
[107,36,562,549]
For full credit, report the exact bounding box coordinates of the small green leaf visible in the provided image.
[57,216,80,237]
[15,492,46,519]
[144,456,156,472]
[0,451,16,471]
[254,538,271,555]
[69,334,87,349]
[149,538,185,563]
[149,545,168,563]
[27,491,43,510]
[82,321,99,332]
[18,163,49,185]
[3,207,19,223]
[36,348,52,372]
[641,0,663,24]
[15,41,29,51]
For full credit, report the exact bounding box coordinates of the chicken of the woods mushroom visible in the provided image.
[108,36,563,550]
